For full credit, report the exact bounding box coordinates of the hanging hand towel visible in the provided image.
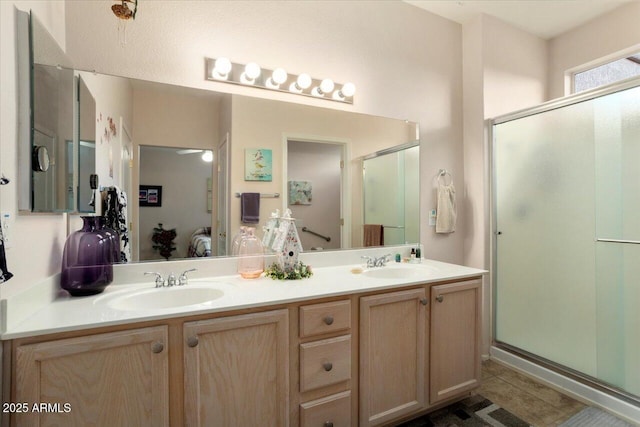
[241,193,260,224]
[436,181,456,233]
[363,224,384,246]
[102,186,130,262]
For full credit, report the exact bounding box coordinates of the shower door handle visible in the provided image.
[596,238,640,245]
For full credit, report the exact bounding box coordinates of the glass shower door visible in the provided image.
[493,80,640,401]
[593,85,640,397]
[363,145,420,245]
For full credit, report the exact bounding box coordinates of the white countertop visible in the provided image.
[1,257,486,340]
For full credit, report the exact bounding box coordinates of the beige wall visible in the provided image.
[64,0,465,265]
[2,1,463,298]
[548,1,640,99]
[132,86,219,260]
[138,148,213,260]
[229,95,415,248]
[287,141,342,251]
[0,1,68,300]
[6,1,637,300]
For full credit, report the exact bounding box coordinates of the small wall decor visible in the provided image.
[139,185,162,207]
[112,0,138,20]
[289,181,312,205]
[245,148,272,181]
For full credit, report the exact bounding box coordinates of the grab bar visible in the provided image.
[596,238,640,245]
[302,227,331,242]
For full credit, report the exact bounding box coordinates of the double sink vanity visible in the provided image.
[1,247,485,426]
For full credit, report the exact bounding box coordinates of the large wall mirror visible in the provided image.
[21,10,421,264]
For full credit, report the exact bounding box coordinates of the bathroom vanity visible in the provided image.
[1,252,485,427]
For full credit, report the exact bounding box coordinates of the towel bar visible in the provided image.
[234,192,280,198]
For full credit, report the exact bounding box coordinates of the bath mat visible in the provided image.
[399,394,530,427]
[558,406,634,427]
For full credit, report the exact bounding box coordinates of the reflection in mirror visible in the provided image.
[31,64,75,212]
[27,69,420,261]
[138,146,213,261]
[287,140,343,251]
[77,76,96,213]
[17,11,76,213]
[364,142,420,246]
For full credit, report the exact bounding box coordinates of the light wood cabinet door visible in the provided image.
[183,309,289,427]
[14,326,169,427]
[359,288,427,427]
[430,279,481,404]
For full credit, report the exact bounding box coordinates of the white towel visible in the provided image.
[436,181,456,233]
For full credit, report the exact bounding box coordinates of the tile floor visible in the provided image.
[480,359,586,426]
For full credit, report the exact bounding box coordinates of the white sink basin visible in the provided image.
[98,284,228,311]
[361,264,435,280]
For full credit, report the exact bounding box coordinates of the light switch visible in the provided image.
[2,212,11,248]
[429,209,437,226]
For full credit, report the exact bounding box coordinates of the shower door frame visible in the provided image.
[489,76,640,406]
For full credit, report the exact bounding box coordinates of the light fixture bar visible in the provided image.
[205,57,355,104]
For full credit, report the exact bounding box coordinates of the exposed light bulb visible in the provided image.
[333,82,356,100]
[240,62,261,84]
[212,57,232,80]
[320,79,335,93]
[201,150,213,162]
[266,67,288,89]
[312,78,334,97]
[289,73,312,93]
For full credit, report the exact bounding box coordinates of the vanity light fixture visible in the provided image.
[204,57,355,104]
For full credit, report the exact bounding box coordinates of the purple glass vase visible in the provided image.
[61,216,120,296]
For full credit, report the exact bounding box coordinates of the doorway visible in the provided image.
[286,139,346,250]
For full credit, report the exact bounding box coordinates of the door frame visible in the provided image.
[282,134,351,249]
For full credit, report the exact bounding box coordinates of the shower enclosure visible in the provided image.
[492,77,639,403]
[363,142,420,246]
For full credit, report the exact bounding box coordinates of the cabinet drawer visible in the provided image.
[300,300,351,338]
[300,390,351,427]
[300,335,351,392]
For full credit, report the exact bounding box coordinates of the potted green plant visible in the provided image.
[152,223,176,260]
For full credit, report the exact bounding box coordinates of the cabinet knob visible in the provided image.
[323,362,333,372]
[435,295,444,303]
[187,336,199,348]
[324,422,334,427]
[151,341,164,354]
[420,298,428,305]
[323,315,334,325]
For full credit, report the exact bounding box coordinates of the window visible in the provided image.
[573,54,640,93]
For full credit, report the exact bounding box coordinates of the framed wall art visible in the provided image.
[139,185,162,207]
[289,180,312,205]
[245,148,272,181]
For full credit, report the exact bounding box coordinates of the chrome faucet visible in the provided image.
[144,272,165,288]
[144,268,197,287]
[361,254,392,268]
[179,268,197,285]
